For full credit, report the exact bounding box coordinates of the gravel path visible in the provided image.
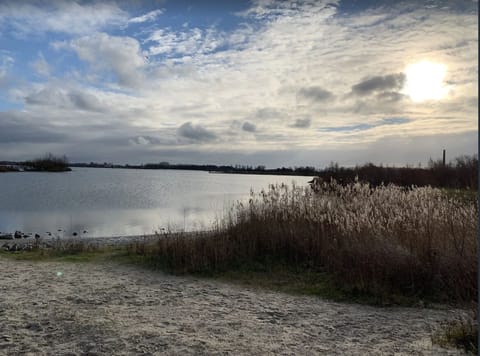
[0,257,464,355]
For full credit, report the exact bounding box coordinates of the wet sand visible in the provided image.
[0,257,464,355]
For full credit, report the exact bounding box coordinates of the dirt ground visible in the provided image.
[0,257,464,355]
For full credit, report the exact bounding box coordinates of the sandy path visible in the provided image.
[0,258,464,355]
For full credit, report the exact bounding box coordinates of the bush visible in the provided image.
[24,153,71,172]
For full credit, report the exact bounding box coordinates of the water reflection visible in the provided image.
[0,168,309,237]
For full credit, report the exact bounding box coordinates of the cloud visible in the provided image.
[146,27,224,57]
[63,33,146,87]
[375,91,406,102]
[237,0,338,20]
[253,108,283,120]
[291,118,311,128]
[67,90,104,112]
[24,87,103,112]
[0,112,67,144]
[297,86,334,101]
[129,9,163,24]
[30,54,51,76]
[351,73,406,96]
[0,51,14,87]
[177,122,217,142]
[242,121,256,132]
[128,135,162,146]
[0,1,128,36]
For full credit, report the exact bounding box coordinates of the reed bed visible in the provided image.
[130,180,477,302]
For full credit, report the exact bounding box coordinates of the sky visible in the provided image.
[0,0,477,167]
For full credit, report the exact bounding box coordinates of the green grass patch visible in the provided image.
[116,251,434,307]
[432,316,478,354]
[204,266,362,302]
[442,188,477,203]
[195,267,443,307]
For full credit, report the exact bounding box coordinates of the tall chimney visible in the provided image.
[442,149,446,167]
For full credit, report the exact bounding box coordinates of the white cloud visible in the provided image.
[129,9,163,24]
[0,1,128,36]
[146,27,225,56]
[63,33,147,88]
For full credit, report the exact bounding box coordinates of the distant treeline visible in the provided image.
[70,155,478,189]
[316,155,478,190]
[0,153,71,172]
[70,162,319,176]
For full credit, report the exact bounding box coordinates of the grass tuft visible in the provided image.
[432,307,478,354]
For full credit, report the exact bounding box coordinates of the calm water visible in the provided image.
[0,168,310,237]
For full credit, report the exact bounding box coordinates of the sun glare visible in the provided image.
[403,61,449,102]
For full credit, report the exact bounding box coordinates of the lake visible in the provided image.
[0,168,311,237]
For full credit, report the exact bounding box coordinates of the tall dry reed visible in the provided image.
[132,180,477,301]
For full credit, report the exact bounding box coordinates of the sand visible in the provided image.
[0,257,465,355]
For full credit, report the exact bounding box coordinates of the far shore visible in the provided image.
[0,232,202,249]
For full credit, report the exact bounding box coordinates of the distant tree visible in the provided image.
[315,154,478,190]
[24,153,71,172]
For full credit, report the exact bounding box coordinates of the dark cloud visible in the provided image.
[375,91,406,102]
[242,121,256,132]
[24,88,58,105]
[297,86,334,101]
[290,118,311,128]
[25,87,103,112]
[0,115,67,143]
[177,122,216,142]
[253,108,282,120]
[67,90,103,112]
[352,73,406,96]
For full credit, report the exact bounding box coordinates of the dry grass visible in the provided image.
[432,305,478,354]
[129,180,477,303]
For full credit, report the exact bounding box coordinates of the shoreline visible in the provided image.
[0,231,209,250]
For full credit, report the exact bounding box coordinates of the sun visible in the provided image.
[402,61,449,102]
